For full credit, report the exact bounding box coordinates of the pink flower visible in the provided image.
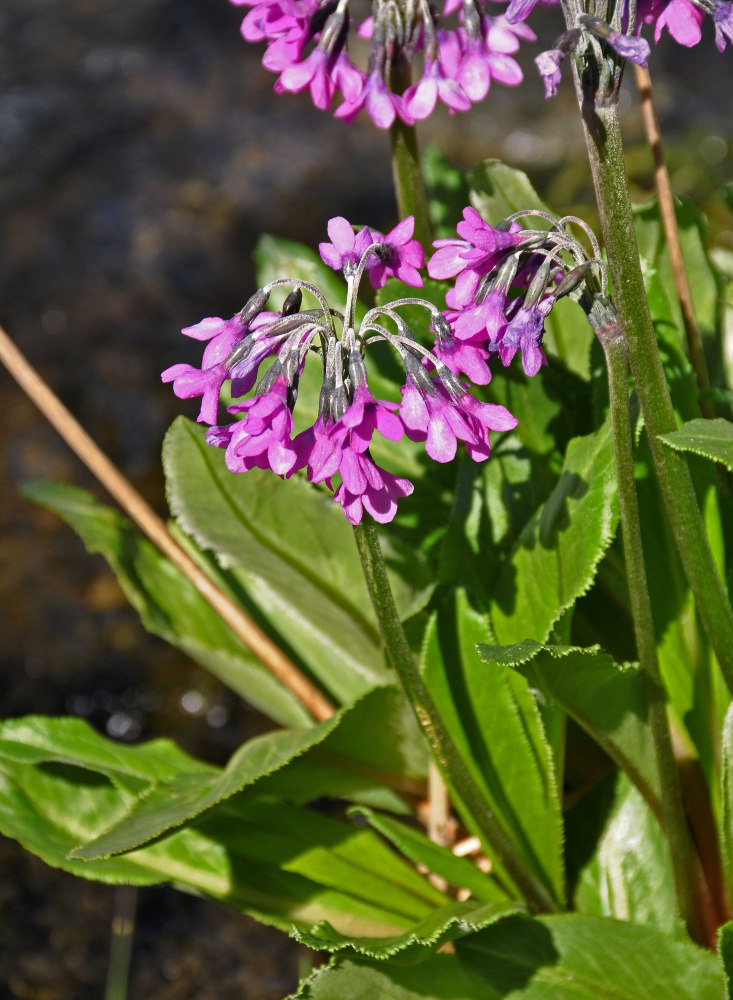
[295,385,412,524]
[400,378,517,463]
[402,60,471,120]
[278,48,337,110]
[319,217,376,274]
[208,377,299,476]
[368,217,425,289]
[161,315,246,424]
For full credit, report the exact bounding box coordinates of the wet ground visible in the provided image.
[0,0,731,996]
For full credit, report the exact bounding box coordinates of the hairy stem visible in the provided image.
[633,64,713,417]
[353,519,560,913]
[600,318,715,945]
[573,72,733,693]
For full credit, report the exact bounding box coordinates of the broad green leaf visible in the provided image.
[19,480,312,727]
[162,416,392,704]
[424,146,471,239]
[468,158,591,380]
[294,898,523,959]
[0,744,449,940]
[660,418,733,471]
[567,772,677,935]
[350,806,512,904]
[0,716,214,794]
[67,687,424,858]
[719,921,733,1000]
[478,641,661,813]
[489,419,619,645]
[293,913,722,999]
[634,196,720,343]
[422,590,565,905]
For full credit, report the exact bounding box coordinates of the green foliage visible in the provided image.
[477,641,660,813]
[20,479,313,727]
[292,914,722,999]
[660,418,733,471]
[422,590,565,906]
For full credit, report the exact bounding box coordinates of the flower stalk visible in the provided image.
[573,67,733,694]
[594,300,715,946]
[353,519,561,914]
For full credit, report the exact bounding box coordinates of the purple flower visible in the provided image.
[712,0,733,50]
[535,48,565,98]
[207,377,299,476]
[368,217,425,289]
[400,377,517,463]
[319,217,376,275]
[428,209,523,308]
[333,455,414,525]
[334,68,413,129]
[402,59,471,120]
[230,0,534,126]
[161,313,278,423]
[295,385,412,524]
[433,336,492,385]
[499,300,552,377]
[161,315,247,424]
[278,48,337,110]
[640,0,705,44]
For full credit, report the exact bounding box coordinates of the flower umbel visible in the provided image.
[231,0,535,127]
[163,213,524,524]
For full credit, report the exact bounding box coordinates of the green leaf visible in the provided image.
[162,416,393,705]
[660,418,733,471]
[0,741,449,940]
[71,686,425,859]
[718,921,733,1000]
[0,718,454,947]
[19,480,312,727]
[422,590,565,905]
[350,806,512,904]
[634,196,720,342]
[567,772,678,934]
[477,641,661,813]
[293,914,722,999]
[294,898,523,959]
[489,419,619,645]
[424,146,471,239]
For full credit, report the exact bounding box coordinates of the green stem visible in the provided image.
[389,61,432,248]
[599,314,712,945]
[573,71,733,694]
[353,519,560,913]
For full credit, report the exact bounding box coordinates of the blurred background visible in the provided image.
[0,0,731,995]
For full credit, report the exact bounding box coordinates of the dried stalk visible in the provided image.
[0,323,335,723]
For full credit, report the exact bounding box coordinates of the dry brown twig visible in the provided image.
[0,322,336,724]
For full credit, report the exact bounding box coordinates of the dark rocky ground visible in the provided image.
[0,0,731,995]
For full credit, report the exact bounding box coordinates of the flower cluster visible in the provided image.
[428,206,604,384]
[164,211,602,524]
[522,0,731,98]
[230,0,535,128]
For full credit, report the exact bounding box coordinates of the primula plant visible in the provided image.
[2,0,733,996]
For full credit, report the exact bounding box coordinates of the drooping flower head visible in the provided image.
[429,207,607,384]
[163,214,526,524]
[230,0,535,127]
